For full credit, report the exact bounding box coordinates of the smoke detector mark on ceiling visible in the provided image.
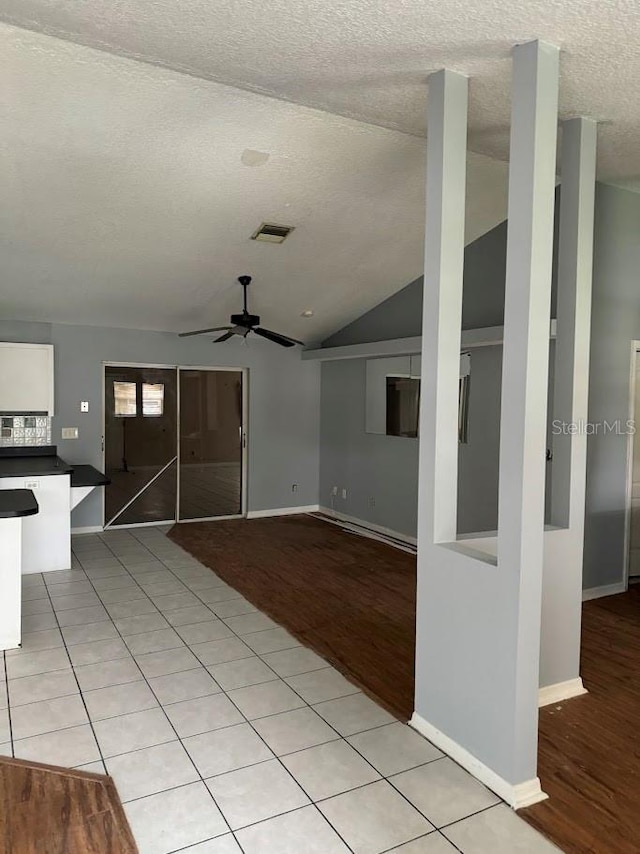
[251,223,295,243]
[241,149,270,167]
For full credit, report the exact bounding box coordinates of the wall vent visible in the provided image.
[251,222,294,244]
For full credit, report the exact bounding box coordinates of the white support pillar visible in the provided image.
[418,68,468,546]
[412,41,559,809]
[540,117,597,701]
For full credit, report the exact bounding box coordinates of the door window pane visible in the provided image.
[143,383,164,416]
[113,381,137,417]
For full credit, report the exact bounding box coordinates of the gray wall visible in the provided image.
[320,346,505,537]
[0,319,320,529]
[583,183,640,589]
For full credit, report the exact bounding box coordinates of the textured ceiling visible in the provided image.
[1,0,640,182]
[1,24,510,339]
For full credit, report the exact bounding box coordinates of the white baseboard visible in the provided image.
[71,525,103,535]
[247,505,320,520]
[538,677,588,707]
[318,507,417,547]
[582,581,627,601]
[409,712,548,810]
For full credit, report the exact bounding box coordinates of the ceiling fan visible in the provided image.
[179,275,304,348]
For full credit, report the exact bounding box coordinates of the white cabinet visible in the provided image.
[0,342,54,415]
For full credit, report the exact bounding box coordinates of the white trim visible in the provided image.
[582,581,627,601]
[105,519,175,530]
[538,678,587,707]
[318,507,417,547]
[71,525,103,535]
[409,712,548,810]
[302,321,557,363]
[622,341,640,586]
[247,505,320,519]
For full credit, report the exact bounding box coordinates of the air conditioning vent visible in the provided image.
[251,222,295,244]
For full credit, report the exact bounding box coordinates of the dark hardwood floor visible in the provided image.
[170,514,416,719]
[522,586,640,854]
[0,756,137,853]
[171,516,640,853]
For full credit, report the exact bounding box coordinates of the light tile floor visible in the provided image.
[0,527,562,854]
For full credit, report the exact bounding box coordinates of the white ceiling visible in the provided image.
[1,24,510,340]
[2,0,640,181]
[4,0,639,339]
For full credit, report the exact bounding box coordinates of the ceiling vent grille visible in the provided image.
[251,222,294,244]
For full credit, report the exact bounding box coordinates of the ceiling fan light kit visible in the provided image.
[179,276,305,348]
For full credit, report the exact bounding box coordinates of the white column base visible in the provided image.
[0,517,22,650]
[410,712,548,810]
[538,677,588,707]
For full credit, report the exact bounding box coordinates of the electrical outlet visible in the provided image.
[341,488,347,500]
[80,401,89,413]
[61,427,78,440]
[368,496,376,507]
[24,480,39,490]
[291,483,298,493]
[331,486,338,496]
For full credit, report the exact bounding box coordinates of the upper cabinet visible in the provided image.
[0,343,54,415]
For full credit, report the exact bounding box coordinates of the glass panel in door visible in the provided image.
[104,366,178,526]
[178,369,243,520]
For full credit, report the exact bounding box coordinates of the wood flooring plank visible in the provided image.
[0,755,138,854]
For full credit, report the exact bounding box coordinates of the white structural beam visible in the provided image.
[496,40,560,784]
[412,41,560,808]
[540,118,597,695]
[550,118,597,527]
[418,69,468,545]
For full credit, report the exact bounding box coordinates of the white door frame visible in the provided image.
[622,341,640,585]
[102,362,248,529]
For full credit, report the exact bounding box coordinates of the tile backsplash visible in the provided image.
[0,415,52,447]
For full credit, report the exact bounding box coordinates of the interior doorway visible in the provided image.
[103,363,246,528]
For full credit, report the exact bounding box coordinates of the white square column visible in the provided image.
[412,41,559,808]
[540,117,597,702]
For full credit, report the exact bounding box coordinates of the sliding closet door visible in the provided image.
[104,366,178,527]
[178,369,244,521]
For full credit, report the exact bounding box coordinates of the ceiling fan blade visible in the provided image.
[253,327,304,348]
[179,326,231,338]
[213,330,235,343]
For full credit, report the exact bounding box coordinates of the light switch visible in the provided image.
[62,427,79,439]
[80,401,89,412]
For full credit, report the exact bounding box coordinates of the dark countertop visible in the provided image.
[71,465,111,488]
[0,447,108,485]
[0,489,39,519]
[0,454,72,478]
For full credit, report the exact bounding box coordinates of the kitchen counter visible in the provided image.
[71,464,110,488]
[0,454,72,477]
[0,489,39,518]
[0,446,109,574]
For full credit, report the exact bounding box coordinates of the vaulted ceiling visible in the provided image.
[2,0,640,339]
